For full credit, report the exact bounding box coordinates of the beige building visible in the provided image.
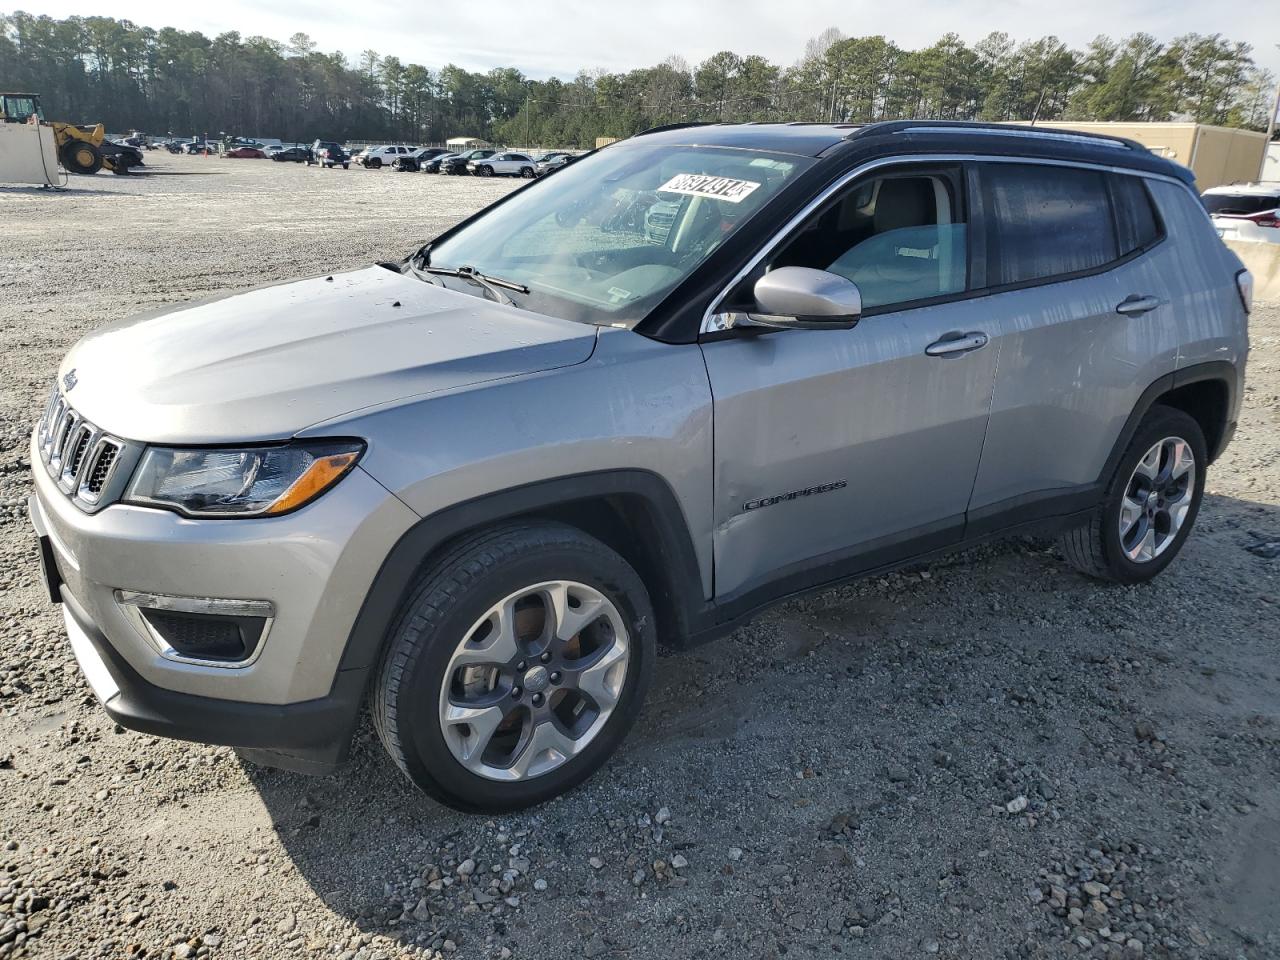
[446,136,491,151]
[1009,121,1268,190]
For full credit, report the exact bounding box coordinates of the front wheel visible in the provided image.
[61,140,102,175]
[520,166,535,179]
[373,523,655,811]
[1058,405,1206,584]
[476,165,492,177]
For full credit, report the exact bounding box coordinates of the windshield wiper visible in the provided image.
[407,262,528,306]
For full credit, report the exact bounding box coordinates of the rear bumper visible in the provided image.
[60,587,365,773]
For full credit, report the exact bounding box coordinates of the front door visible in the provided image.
[700,164,999,599]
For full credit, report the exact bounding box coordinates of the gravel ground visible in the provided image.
[1,155,1279,960]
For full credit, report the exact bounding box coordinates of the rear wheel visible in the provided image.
[1058,405,1206,584]
[373,523,655,811]
[61,140,102,175]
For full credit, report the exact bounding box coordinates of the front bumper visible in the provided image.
[29,431,420,767]
[57,586,365,772]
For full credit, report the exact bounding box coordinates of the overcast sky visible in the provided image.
[28,0,1280,79]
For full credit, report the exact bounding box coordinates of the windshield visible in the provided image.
[426,142,811,325]
[1203,193,1280,216]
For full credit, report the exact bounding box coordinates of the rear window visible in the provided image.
[982,164,1117,286]
[1202,192,1280,216]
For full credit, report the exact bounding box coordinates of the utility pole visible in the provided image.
[1261,47,1280,182]
[525,90,530,152]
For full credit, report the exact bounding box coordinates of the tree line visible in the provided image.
[1,12,1275,149]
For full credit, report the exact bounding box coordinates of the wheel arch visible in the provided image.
[335,470,706,682]
[1103,361,1238,483]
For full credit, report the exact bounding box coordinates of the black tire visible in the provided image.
[373,523,656,811]
[1058,405,1207,584]
[477,165,492,177]
[342,163,349,169]
[520,166,535,179]
[369,157,382,169]
[61,140,103,175]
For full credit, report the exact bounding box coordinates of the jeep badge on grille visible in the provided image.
[62,369,78,392]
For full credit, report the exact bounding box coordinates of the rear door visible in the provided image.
[967,162,1179,529]
[700,163,1000,599]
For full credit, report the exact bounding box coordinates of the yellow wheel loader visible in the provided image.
[0,93,143,175]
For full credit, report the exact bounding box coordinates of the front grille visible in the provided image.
[85,443,119,495]
[65,426,93,478]
[35,383,128,510]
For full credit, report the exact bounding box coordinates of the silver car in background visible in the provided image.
[30,121,1250,812]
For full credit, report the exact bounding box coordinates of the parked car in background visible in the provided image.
[360,145,417,169]
[534,152,575,175]
[1202,182,1280,244]
[394,147,450,172]
[272,145,312,163]
[307,140,350,169]
[182,141,219,155]
[420,152,458,174]
[225,146,266,159]
[27,121,1250,812]
[441,149,495,174]
[471,152,538,178]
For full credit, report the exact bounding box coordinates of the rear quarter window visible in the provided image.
[1111,174,1163,255]
[981,164,1118,286]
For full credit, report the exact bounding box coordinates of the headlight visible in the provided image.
[124,440,363,518]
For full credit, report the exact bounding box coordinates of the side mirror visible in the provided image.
[746,267,862,330]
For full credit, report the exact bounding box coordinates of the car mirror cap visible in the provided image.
[748,267,862,329]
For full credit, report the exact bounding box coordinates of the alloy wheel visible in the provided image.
[1118,436,1196,563]
[437,580,630,781]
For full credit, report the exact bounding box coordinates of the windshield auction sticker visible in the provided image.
[658,173,761,203]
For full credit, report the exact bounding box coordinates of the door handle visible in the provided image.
[1116,295,1163,316]
[925,331,989,357]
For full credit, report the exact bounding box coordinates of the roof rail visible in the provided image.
[847,120,1141,152]
[634,122,716,137]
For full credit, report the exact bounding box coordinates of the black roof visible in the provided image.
[633,121,857,157]
[633,120,1195,185]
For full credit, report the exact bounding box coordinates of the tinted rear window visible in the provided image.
[983,164,1117,286]
[1112,174,1162,255]
[1202,193,1280,216]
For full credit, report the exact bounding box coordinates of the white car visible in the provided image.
[360,145,418,169]
[534,152,575,176]
[1202,182,1280,244]
[469,152,538,178]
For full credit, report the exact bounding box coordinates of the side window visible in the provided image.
[1111,174,1162,255]
[768,171,968,311]
[982,164,1117,285]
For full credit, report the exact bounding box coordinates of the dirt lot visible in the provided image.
[1,154,1279,960]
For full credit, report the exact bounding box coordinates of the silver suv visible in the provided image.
[30,121,1251,811]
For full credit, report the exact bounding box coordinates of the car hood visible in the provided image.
[58,266,598,444]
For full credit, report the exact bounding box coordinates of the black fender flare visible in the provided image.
[1100,360,1239,483]
[333,469,706,682]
